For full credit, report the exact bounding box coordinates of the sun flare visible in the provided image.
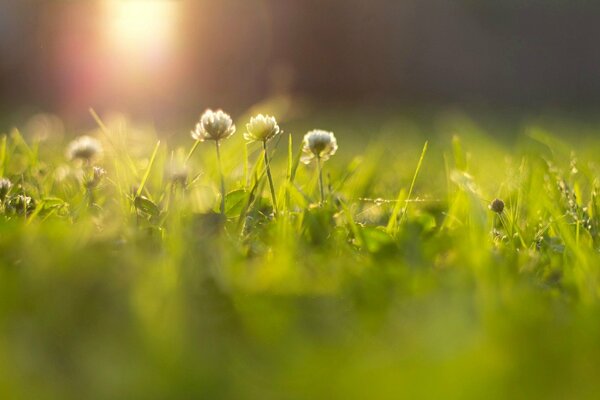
[103,0,180,59]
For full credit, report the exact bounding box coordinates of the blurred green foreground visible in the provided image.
[2,106,600,399]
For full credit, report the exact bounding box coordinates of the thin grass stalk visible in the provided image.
[284,133,293,212]
[186,140,201,163]
[215,140,226,215]
[263,140,278,216]
[243,142,249,190]
[387,140,428,233]
[136,140,160,199]
[0,135,6,177]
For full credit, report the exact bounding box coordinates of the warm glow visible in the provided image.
[103,0,180,60]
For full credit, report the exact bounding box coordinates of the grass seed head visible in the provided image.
[489,198,505,213]
[66,135,103,162]
[191,109,236,142]
[301,129,338,164]
[244,114,280,143]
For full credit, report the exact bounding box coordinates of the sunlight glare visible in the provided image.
[103,0,180,60]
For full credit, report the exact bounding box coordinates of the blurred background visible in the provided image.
[1,0,600,130]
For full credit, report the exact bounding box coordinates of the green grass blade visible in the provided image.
[387,140,428,233]
[340,199,363,248]
[136,140,161,199]
[10,129,35,164]
[0,135,7,176]
[243,142,249,189]
[186,140,201,163]
[89,108,139,179]
[89,108,118,150]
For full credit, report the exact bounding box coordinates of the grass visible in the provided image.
[2,106,600,399]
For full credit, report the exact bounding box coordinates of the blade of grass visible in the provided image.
[26,202,44,225]
[10,129,35,164]
[387,140,428,233]
[136,140,161,199]
[282,133,303,212]
[452,135,466,171]
[89,108,118,150]
[237,169,267,234]
[289,134,304,184]
[0,135,6,176]
[340,199,363,248]
[284,134,293,210]
[243,142,249,189]
[89,108,139,179]
[186,140,201,163]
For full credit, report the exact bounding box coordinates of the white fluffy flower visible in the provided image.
[301,130,338,164]
[191,109,236,142]
[165,161,189,186]
[66,135,103,161]
[244,114,281,143]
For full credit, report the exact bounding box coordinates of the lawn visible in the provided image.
[1,105,600,399]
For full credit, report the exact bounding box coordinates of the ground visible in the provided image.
[1,105,600,399]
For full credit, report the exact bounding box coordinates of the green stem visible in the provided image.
[215,140,226,215]
[84,162,94,208]
[87,188,95,208]
[263,140,278,216]
[243,142,249,190]
[317,155,324,204]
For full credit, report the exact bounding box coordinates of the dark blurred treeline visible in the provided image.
[1,0,600,125]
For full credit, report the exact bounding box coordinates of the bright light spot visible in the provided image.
[103,0,180,61]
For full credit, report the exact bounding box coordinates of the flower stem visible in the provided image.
[84,163,94,208]
[317,155,324,204]
[243,142,249,190]
[263,140,278,216]
[215,140,226,215]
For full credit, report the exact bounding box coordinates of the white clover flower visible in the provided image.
[0,178,12,200]
[165,161,189,186]
[301,130,338,164]
[66,135,103,162]
[244,114,280,143]
[191,109,236,142]
[7,194,34,215]
[93,166,106,179]
[86,166,106,189]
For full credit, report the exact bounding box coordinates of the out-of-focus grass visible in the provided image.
[2,105,600,399]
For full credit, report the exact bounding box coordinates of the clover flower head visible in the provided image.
[244,114,280,143]
[165,162,189,186]
[7,194,34,215]
[301,129,338,164]
[93,166,106,179]
[191,109,236,142]
[0,178,12,200]
[66,135,103,162]
[86,166,106,189]
[489,198,505,214]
